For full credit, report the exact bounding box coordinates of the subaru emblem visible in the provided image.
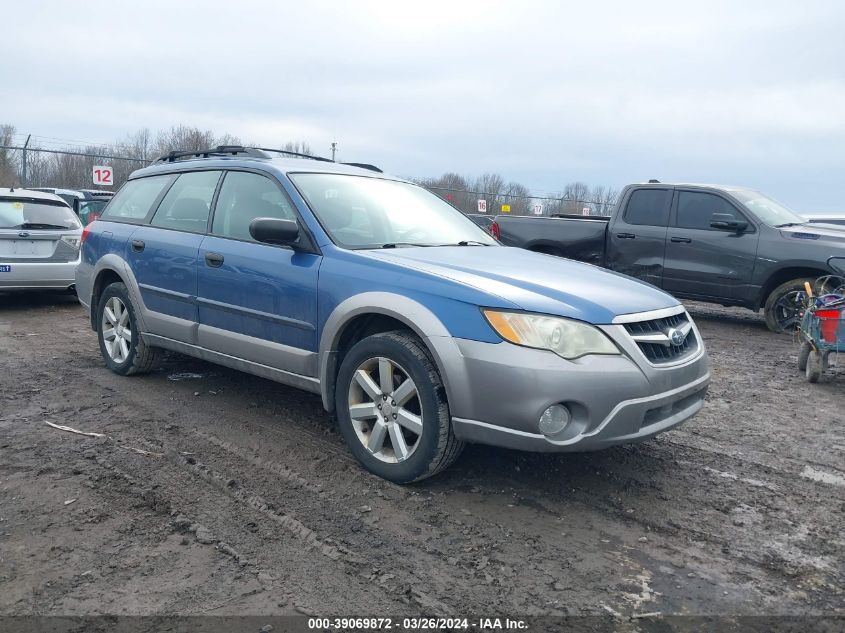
[18,231,30,238]
[668,328,687,346]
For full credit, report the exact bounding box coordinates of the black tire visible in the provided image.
[806,350,824,383]
[96,282,161,376]
[797,341,812,372]
[334,331,464,483]
[764,278,814,334]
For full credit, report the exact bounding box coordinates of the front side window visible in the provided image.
[623,189,670,226]
[289,173,498,249]
[212,171,296,241]
[0,198,80,229]
[676,191,743,230]
[102,175,172,221]
[150,170,221,232]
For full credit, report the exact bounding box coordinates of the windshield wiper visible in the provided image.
[12,222,70,230]
[774,222,806,228]
[379,242,433,249]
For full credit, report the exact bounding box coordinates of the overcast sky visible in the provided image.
[2,1,844,209]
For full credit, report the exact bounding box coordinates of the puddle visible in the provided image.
[800,466,845,488]
[168,372,206,381]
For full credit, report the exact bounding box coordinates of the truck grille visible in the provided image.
[623,312,698,365]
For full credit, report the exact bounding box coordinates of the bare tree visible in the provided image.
[0,124,18,186]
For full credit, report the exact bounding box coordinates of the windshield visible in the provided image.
[289,173,499,249]
[731,190,806,227]
[0,198,81,230]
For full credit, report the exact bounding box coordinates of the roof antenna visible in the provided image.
[648,179,660,183]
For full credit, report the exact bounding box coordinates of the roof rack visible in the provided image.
[154,145,269,163]
[341,162,382,173]
[153,145,382,172]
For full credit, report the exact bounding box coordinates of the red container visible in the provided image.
[816,309,841,343]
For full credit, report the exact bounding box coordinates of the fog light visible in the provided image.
[539,404,571,437]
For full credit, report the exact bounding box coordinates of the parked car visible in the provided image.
[76,147,710,483]
[493,182,845,333]
[0,188,82,292]
[466,213,495,234]
[30,188,114,225]
[803,212,845,227]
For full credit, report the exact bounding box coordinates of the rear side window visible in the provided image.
[102,175,172,221]
[150,171,221,233]
[623,189,670,226]
[676,191,742,230]
[0,199,80,229]
[211,171,296,241]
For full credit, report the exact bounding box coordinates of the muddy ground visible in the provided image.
[0,293,843,621]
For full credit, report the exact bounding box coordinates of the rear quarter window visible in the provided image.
[101,175,173,221]
[623,189,670,226]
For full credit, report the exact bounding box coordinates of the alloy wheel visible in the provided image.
[347,357,423,463]
[102,296,132,363]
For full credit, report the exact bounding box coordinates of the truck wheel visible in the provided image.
[97,282,161,376]
[764,278,814,334]
[797,341,812,372]
[334,331,464,483]
[806,350,824,383]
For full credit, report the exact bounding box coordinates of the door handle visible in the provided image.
[616,233,636,239]
[131,239,145,252]
[670,236,692,243]
[204,252,224,267]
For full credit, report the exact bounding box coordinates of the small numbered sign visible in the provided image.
[92,166,113,186]
[501,204,511,213]
[477,199,487,213]
[582,207,591,216]
[532,203,544,215]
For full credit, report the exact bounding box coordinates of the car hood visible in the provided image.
[780,224,845,244]
[364,246,679,324]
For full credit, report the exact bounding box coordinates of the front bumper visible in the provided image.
[0,257,80,291]
[444,308,710,452]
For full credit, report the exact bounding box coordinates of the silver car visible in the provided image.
[0,188,82,292]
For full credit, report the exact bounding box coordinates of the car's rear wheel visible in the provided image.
[97,282,160,376]
[334,331,463,483]
[764,278,814,334]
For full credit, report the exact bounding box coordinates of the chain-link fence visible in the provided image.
[422,185,614,217]
[0,139,615,217]
[0,143,150,191]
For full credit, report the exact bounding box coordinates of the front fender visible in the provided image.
[318,292,473,415]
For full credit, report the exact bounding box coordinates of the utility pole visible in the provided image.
[21,134,31,187]
[331,141,337,162]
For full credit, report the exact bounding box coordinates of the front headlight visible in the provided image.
[482,309,620,359]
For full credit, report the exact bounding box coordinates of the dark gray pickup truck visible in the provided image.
[493,182,845,332]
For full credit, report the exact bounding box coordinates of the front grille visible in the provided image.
[623,312,698,365]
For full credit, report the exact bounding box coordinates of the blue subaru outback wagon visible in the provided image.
[76,147,710,483]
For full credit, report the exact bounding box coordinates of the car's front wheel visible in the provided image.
[334,331,463,483]
[97,281,160,376]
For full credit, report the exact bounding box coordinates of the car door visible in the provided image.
[606,187,671,287]
[662,189,759,302]
[125,170,222,344]
[196,170,322,378]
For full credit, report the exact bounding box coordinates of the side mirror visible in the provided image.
[249,217,300,247]
[710,212,748,233]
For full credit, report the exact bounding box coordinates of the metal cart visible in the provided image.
[797,276,845,383]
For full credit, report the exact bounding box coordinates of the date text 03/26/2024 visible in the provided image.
[307,617,528,630]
